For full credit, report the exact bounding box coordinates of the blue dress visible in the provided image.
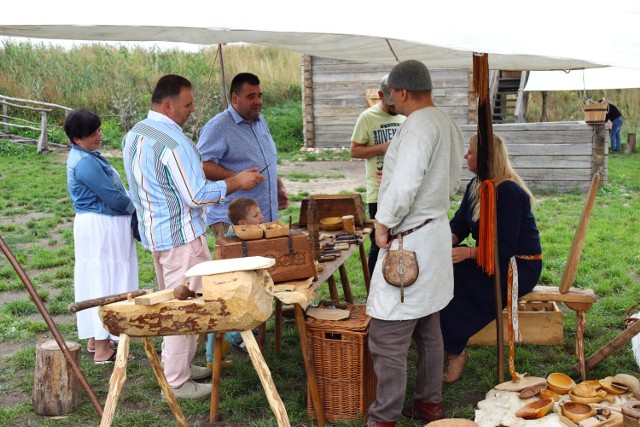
[440,179,542,354]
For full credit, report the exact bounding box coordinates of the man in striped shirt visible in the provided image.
[122,74,263,400]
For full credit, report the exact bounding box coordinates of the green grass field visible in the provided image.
[0,139,639,426]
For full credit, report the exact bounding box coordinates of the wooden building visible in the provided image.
[301,56,607,192]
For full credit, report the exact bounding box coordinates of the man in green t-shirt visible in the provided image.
[350,74,406,276]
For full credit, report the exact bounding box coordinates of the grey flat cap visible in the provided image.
[387,60,433,91]
[379,74,394,105]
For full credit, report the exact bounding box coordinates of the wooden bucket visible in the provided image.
[584,103,608,124]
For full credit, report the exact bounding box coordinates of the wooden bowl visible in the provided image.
[259,221,289,238]
[539,388,560,402]
[516,398,554,419]
[547,372,575,395]
[561,401,596,423]
[600,376,629,395]
[232,224,264,240]
[319,217,343,231]
[572,381,604,398]
[568,389,607,404]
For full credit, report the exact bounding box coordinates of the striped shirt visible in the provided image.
[122,111,227,252]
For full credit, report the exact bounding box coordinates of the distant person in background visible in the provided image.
[64,109,138,364]
[197,72,288,240]
[605,100,624,152]
[440,133,542,384]
[350,74,405,276]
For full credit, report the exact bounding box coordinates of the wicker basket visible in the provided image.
[306,304,376,423]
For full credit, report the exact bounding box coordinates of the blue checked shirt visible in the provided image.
[122,111,227,252]
[197,106,278,226]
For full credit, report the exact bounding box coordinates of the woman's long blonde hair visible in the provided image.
[469,133,535,221]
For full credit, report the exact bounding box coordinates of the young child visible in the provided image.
[225,197,265,236]
[206,198,264,365]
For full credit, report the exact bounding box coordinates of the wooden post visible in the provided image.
[37,111,48,153]
[628,133,636,153]
[307,198,320,261]
[303,54,315,148]
[32,339,81,415]
[592,124,607,182]
[2,101,7,133]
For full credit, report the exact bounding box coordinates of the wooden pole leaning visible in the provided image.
[0,235,104,418]
[577,317,640,372]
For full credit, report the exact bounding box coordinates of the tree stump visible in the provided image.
[32,339,81,415]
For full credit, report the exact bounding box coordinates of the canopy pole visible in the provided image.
[218,44,229,108]
[472,52,504,384]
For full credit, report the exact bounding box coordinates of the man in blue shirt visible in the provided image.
[197,72,289,239]
[122,74,263,400]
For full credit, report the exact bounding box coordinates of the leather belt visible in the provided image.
[394,218,433,238]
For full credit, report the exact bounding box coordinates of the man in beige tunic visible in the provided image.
[366,60,464,427]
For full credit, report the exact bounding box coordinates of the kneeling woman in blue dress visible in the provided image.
[440,133,542,383]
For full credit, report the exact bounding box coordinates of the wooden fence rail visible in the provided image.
[0,94,72,153]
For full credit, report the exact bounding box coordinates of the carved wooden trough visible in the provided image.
[100,257,275,337]
[97,257,291,427]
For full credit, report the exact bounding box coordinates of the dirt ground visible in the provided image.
[277,158,366,196]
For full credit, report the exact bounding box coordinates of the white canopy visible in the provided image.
[1,0,640,71]
[525,67,640,91]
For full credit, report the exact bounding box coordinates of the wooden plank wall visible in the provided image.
[459,122,607,193]
[302,57,607,193]
[304,56,470,148]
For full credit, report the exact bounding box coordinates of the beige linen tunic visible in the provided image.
[367,106,464,320]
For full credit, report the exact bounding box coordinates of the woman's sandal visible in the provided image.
[87,339,117,353]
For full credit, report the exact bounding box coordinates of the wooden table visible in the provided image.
[210,227,372,427]
[273,226,372,354]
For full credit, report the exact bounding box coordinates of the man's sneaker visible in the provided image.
[190,364,212,380]
[162,380,211,400]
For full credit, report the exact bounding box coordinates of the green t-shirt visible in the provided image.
[351,104,405,203]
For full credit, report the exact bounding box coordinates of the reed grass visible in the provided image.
[0,41,301,132]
